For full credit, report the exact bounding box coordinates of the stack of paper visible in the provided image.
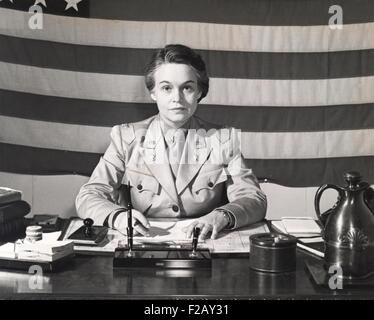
[15,240,74,262]
[0,242,17,259]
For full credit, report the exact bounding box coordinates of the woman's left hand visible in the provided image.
[182,210,228,240]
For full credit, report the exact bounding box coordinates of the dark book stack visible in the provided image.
[0,188,30,241]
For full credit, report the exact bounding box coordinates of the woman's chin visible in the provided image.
[167,113,191,123]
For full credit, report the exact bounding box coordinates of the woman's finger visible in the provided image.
[132,210,150,229]
[184,221,199,239]
[211,224,219,239]
[134,223,149,237]
[199,224,213,240]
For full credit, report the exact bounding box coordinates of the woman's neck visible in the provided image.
[159,115,191,133]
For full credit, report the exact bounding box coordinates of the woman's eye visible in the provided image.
[183,86,194,92]
[161,86,171,92]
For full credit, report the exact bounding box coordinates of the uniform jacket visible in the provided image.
[76,114,267,229]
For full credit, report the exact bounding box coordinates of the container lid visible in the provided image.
[250,232,297,248]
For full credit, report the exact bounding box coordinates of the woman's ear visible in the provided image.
[150,92,157,101]
[197,90,202,100]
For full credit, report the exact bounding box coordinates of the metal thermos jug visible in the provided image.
[314,171,374,278]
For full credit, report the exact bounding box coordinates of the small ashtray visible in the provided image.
[249,233,297,273]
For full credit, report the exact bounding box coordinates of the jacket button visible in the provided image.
[137,184,143,190]
[208,181,214,187]
[172,205,179,212]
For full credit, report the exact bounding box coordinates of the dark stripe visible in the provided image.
[1,142,373,186]
[1,0,374,25]
[1,90,374,132]
[0,90,158,127]
[196,104,374,132]
[1,35,374,79]
[248,157,374,187]
[0,143,100,176]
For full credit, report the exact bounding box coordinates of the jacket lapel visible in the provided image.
[139,117,179,203]
[176,117,212,195]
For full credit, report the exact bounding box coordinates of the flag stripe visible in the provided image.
[1,115,373,159]
[1,8,374,52]
[2,62,374,107]
[1,142,373,187]
[0,143,99,176]
[1,90,374,132]
[246,157,374,187]
[2,34,374,79]
[2,0,374,25]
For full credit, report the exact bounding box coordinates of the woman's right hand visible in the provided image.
[113,209,150,236]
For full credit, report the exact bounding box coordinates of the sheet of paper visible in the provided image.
[206,222,269,253]
[133,219,198,245]
[0,242,17,259]
[272,220,322,238]
[281,217,321,234]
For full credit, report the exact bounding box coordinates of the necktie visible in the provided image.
[167,129,187,178]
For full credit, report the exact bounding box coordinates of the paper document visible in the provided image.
[271,220,324,257]
[134,219,200,245]
[280,217,321,237]
[0,242,17,259]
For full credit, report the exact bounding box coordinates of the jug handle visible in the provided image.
[364,187,374,212]
[314,184,342,226]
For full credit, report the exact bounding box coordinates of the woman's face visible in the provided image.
[150,63,202,128]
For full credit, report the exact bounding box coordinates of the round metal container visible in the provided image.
[249,233,297,273]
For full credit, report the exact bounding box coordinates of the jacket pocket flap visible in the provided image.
[125,171,159,194]
[192,168,228,193]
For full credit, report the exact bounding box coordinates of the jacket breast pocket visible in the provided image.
[192,168,228,194]
[125,171,160,195]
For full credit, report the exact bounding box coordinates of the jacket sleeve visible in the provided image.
[75,125,128,226]
[217,129,267,229]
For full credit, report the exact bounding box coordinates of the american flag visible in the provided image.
[0,0,373,187]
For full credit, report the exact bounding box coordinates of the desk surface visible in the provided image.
[0,251,373,300]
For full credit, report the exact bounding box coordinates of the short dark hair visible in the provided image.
[144,44,209,103]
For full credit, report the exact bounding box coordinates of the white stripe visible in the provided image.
[1,62,374,107]
[1,8,374,52]
[1,116,373,159]
[241,130,374,159]
[0,115,111,153]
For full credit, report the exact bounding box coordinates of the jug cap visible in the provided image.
[250,233,296,248]
[343,171,369,190]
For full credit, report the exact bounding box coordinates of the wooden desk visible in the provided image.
[0,251,373,299]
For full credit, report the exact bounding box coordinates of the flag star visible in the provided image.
[64,0,82,11]
[34,0,47,7]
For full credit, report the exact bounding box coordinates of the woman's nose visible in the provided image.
[172,89,182,102]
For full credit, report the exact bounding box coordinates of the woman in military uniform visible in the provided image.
[76,44,267,240]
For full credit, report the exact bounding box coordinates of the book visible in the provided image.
[270,219,325,258]
[281,217,322,237]
[0,187,22,205]
[0,218,26,241]
[0,200,31,224]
